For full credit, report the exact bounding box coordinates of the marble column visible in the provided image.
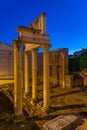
[13,40,24,122]
[24,51,29,95]
[43,45,50,110]
[32,49,37,101]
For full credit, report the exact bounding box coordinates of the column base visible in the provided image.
[30,98,38,105]
[24,92,31,98]
[13,114,25,123]
[24,92,31,97]
[42,106,51,114]
[25,92,29,96]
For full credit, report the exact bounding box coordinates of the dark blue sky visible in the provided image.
[0,0,87,54]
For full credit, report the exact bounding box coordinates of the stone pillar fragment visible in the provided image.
[83,77,87,86]
[65,74,73,88]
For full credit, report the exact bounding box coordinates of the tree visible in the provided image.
[69,57,80,72]
[79,56,87,70]
[81,48,87,56]
[69,48,87,72]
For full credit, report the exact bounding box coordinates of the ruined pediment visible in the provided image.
[17,12,50,51]
[17,12,46,35]
[28,12,46,35]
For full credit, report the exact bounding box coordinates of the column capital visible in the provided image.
[12,40,22,48]
[31,48,38,52]
[41,44,51,51]
[24,51,30,54]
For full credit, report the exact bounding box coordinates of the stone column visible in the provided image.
[19,51,24,90]
[60,53,65,88]
[43,45,50,110]
[24,51,29,95]
[32,49,37,101]
[53,54,58,85]
[13,40,24,122]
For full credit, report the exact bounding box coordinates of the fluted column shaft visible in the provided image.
[32,49,37,101]
[13,41,23,116]
[24,52,29,94]
[43,46,50,109]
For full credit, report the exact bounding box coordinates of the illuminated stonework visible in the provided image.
[0,13,69,121]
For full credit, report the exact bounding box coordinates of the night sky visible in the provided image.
[0,0,87,54]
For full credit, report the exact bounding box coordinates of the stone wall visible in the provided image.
[0,50,14,76]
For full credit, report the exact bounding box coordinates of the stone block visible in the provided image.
[43,115,78,130]
[65,74,73,88]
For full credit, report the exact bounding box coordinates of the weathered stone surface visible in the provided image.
[80,69,87,86]
[65,74,73,88]
[43,115,78,130]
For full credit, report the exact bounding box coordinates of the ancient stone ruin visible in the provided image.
[0,13,87,124]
